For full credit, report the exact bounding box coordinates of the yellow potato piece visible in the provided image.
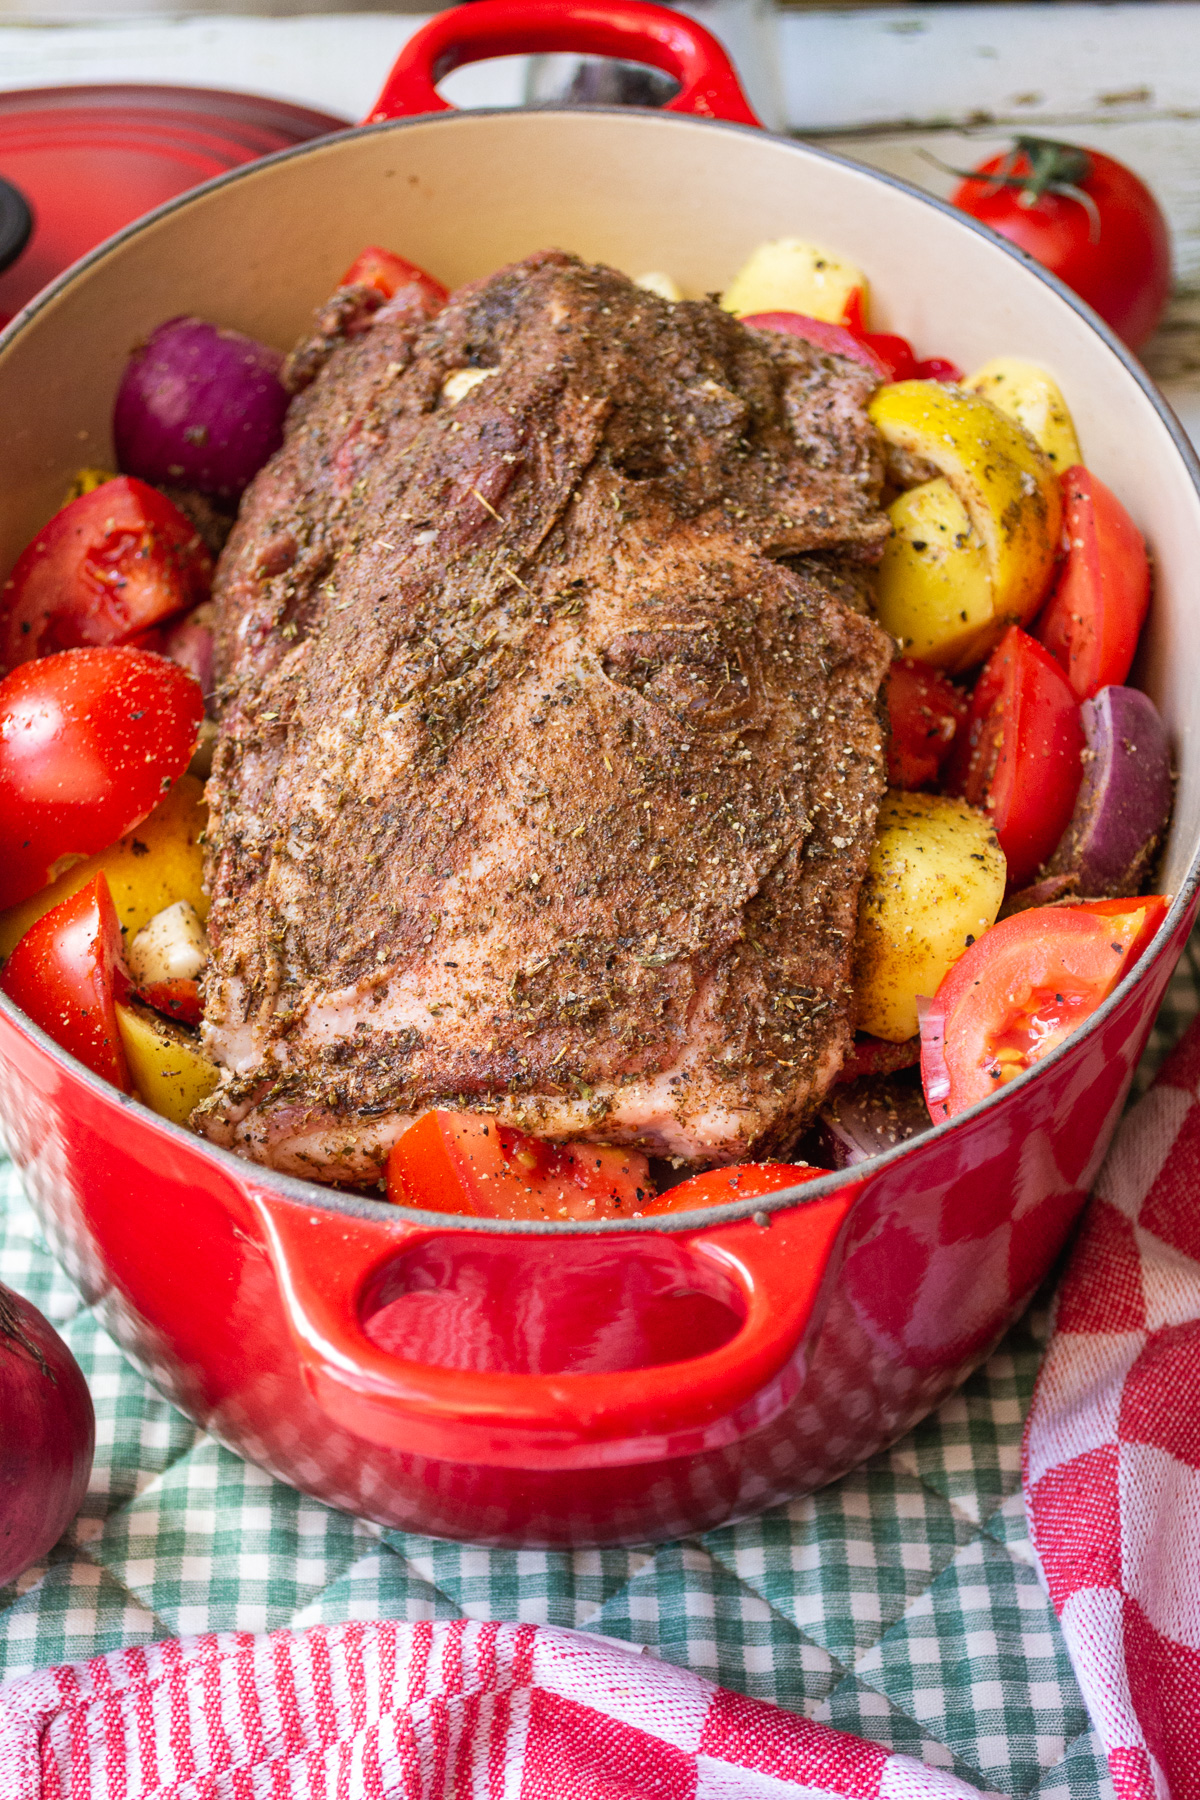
[855,791,1007,1043]
[965,358,1082,473]
[0,775,208,960]
[876,478,995,670]
[869,381,1062,664]
[634,271,682,302]
[116,1002,219,1127]
[62,467,117,506]
[722,238,866,324]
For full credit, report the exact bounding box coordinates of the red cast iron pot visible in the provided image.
[2,1,1200,1548]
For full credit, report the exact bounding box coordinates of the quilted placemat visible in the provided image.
[4,935,1200,1799]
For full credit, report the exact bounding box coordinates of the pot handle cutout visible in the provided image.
[366,0,762,129]
[245,1182,858,1470]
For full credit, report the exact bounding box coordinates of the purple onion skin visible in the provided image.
[0,1282,94,1586]
[816,1078,932,1170]
[114,316,289,501]
[1047,686,1172,897]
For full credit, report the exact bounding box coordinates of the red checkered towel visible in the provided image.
[0,1617,986,1798]
[1023,1015,1200,1800]
[5,1020,1200,1799]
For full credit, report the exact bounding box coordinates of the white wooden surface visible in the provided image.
[778,5,1200,134]
[0,14,488,115]
[0,2,1197,436]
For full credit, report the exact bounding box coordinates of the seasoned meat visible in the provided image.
[197,252,892,1183]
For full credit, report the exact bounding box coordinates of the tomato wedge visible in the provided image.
[948,625,1084,888]
[0,647,204,910]
[885,658,969,788]
[920,894,1168,1121]
[339,246,448,316]
[1034,467,1151,702]
[857,332,918,381]
[389,1113,825,1220]
[137,977,201,1028]
[911,356,964,383]
[639,1163,824,1216]
[388,1110,654,1220]
[0,873,131,1090]
[0,478,212,673]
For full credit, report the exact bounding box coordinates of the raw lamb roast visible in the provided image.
[197,251,892,1182]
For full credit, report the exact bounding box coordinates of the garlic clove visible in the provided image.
[127,899,210,986]
[441,367,499,406]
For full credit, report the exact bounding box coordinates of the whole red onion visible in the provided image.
[0,1281,94,1584]
[114,316,289,500]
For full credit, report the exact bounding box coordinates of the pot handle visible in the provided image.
[245,1181,858,1469]
[366,0,761,129]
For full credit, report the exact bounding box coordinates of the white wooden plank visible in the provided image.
[1162,382,1200,452]
[0,16,417,118]
[0,14,535,120]
[777,4,1200,133]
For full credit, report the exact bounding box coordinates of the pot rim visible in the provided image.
[2,102,1198,1237]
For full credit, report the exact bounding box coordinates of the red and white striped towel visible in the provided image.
[0,1616,984,1799]
[5,1016,1200,1799]
[1023,1015,1200,1800]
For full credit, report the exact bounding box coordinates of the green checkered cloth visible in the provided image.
[6,930,1199,1797]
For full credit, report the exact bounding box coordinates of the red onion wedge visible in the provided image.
[916,995,952,1120]
[161,605,216,709]
[0,1282,94,1584]
[836,1033,922,1085]
[1045,685,1172,897]
[740,312,892,378]
[817,1076,933,1169]
[998,873,1079,917]
[114,316,289,500]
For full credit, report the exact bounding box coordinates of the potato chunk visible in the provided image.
[635,271,682,302]
[722,238,866,324]
[876,478,994,668]
[115,1003,219,1127]
[62,466,117,505]
[869,382,1062,670]
[855,792,1007,1042]
[0,775,208,959]
[964,358,1082,473]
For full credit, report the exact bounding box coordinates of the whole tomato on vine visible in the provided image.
[949,136,1171,351]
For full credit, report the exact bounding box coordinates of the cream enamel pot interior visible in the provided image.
[2,27,1200,1547]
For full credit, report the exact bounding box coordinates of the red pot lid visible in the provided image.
[0,84,350,320]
